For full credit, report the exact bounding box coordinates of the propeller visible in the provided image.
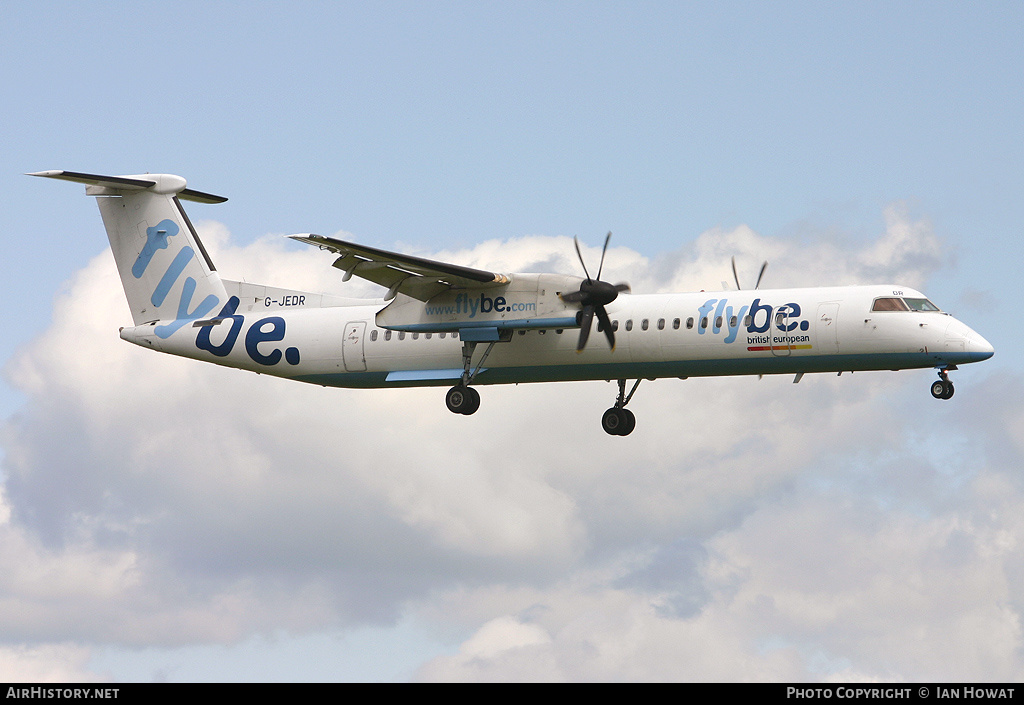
[731,256,768,290]
[560,232,631,352]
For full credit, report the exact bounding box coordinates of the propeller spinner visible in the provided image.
[560,232,630,352]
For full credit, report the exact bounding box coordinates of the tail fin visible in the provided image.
[31,171,229,339]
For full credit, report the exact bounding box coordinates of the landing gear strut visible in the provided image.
[602,379,640,436]
[446,340,496,416]
[930,368,955,400]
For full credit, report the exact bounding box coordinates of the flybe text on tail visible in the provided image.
[131,218,221,338]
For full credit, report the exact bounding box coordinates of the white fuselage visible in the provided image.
[119,282,994,389]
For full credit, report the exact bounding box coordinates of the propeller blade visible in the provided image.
[576,305,595,352]
[573,236,592,282]
[595,305,615,350]
[731,256,741,290]
[596,231,612,281]
[566,234,628,352]
[754,261,768,289]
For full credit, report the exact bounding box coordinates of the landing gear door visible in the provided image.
[342,321,367,372]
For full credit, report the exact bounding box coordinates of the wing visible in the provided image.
[290,234,509,301]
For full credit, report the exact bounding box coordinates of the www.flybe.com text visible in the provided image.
[426,293,537,318]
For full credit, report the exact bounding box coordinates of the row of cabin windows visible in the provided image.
[367,315,769,342]
[614,315,757,332]
[369,330,462,342]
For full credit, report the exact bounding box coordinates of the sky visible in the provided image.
[1,1,1022,682]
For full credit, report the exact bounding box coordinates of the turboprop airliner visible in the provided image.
[32,170,995,436]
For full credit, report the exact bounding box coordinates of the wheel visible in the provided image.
[463,386,481,414]
[601,408,623,435]
[618,408,636,436]
[942,381,955,399]
[601,407,635,436]
[931,380,946,399]
[446,385,480,415]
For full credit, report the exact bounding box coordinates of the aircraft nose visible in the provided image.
[970,332,995,360]
[944,318,994,363]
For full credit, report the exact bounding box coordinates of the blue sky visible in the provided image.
[2,1,1022,682]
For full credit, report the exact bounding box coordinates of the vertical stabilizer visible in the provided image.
[30,171,229,338]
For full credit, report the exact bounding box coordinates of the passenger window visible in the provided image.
[686,317,694,329]
[612,320,619,331]
[715,316,723,329]
[398,331,406,340]
[744,315,752,326]
[657,318,665,330]
[370,329,378,342]
[730,316,737,328]
[625,320,633,331]
[412,332,419,340]
[700,317,708,329]
[425,333,432,339]
[641,319,649,331]
[384,330,392,341]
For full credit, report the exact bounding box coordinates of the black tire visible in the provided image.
[931,381,947,399]
[446,385,481,415]
[462,386,481,414]
[602,408,623,435]
[618,408,636,436]
[602,407,635,436]
[942,381,955,399]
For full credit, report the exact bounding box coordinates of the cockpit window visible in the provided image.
[871,297,909,312]
[904,297,940,312]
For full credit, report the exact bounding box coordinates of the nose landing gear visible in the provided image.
[930,368,955,400]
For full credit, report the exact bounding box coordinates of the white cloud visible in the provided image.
[0,643,106,683]
[1,207,1019,681]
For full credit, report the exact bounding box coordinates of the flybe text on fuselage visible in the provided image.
[694,296,811,346]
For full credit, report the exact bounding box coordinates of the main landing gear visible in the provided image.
[930,368,955,400]
[602,379,641,436]
[446,385,480,415]
[445,340,496,416]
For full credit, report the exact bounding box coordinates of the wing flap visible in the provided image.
[292,233,509,301]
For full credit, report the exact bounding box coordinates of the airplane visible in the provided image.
[31,170,995,436]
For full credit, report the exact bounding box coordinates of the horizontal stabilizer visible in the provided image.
[28,170,227,203]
